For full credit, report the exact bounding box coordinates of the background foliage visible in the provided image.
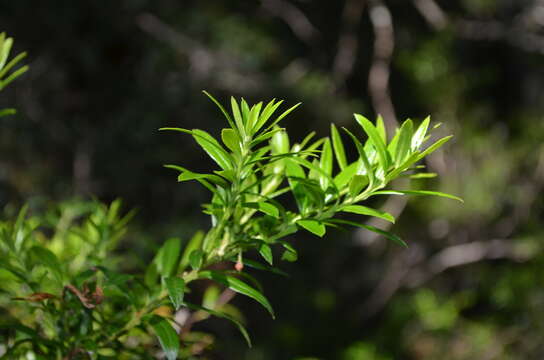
[1,0,544,359]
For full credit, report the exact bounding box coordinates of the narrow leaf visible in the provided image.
[328,219,407,247]
[183,302,252,347]
[371,189,463,202]
[331,124,347,170]
[198,270,275,318]
[412,116,430,150]
[395,119,413,166]
[164,277,185,310]
[259,243,273,265]
[202,90,236,130]
[157,238,182,277]
[149,316,179,360]
[341,205,395,223]
[354,114,390,172]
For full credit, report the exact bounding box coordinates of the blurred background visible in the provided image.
[1,0,544,359]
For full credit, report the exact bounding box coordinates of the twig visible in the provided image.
[412,0,448,30]
[260,0,319,44]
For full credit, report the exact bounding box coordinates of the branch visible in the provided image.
[412,0,448,30]
[260,0,319,44]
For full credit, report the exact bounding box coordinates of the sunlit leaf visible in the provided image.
[341,205,395,223]
[371,190,463,202]
[296,219,326,237]
[354,114,390,172]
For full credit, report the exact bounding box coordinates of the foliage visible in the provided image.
[0,32,458,357]
[0,32,27,118]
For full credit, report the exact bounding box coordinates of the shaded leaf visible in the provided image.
[149,315,179,360]
[164,277,185,311]
[198,270,275,318]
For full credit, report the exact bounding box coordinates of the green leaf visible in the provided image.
[234,258,289,277]
[412,116,430,150]
[334,160,359,189]
[163,277,185,311]
[319,139,333,189]
[371,190,463,202]
[157,238,182,277]
[280,241,298,262]
[243,202,280,218]
[259,243,273,265]
[341,205,395,223]
[30,246,63,284]
[296,219,326,237]
[0,108,16,117]
[330,124,347,170]
[247,102,262,134]
[149,315,179,360]
[416,135,453,160]
[202,90,236,130]
[221,128,240,153]
[189,249,204,270]
[376,114,387,142]
[354,114,390,172]
[348,175,368,197]
[231,97,246,137]
[328,219,407,247]
[254,99,283,134]
[179,231,204,272]
[395,119,413,166]
[409,172,437,179]
[262,102,301,133]
[342,128,375,188]
[198,270,275,318]
[192,129,233,171]
[183,302,252,347]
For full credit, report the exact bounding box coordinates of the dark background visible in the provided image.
[1,0,544,359]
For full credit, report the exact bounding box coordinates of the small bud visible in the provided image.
[235,261,244,272]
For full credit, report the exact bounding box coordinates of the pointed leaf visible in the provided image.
[354,114,390,172]
[198,270,275,318]
[221,128,240,152]
[331,124,347,170]
[149,315,179,360]
[259,243,273,265]
[163,277,185,310]
[412,116,430,150]
[328,219,407,247]
[395,119,413,166]
[156,238,182,277]
[192,129,233,170]
[189,249,204,270]
[296,219,326,237]
[231,97,246,137]
[342,128,375,187]
[341,205,395,223]
[183,302,252,347]
[202,90,236,130]
[371,190,463,202]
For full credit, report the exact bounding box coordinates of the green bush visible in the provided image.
[0,33,459,359]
